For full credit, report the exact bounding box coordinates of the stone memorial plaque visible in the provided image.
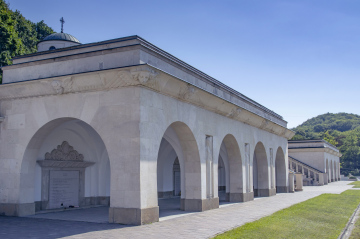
[49,170,79,209]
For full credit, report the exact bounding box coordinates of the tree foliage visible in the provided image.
[292,113,360,172]
[0,0,54,83]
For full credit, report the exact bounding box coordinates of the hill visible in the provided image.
[292,113,360,174]
[0,0,54,83]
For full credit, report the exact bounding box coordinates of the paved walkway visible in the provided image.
[0,181,355,239]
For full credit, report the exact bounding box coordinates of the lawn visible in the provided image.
[349,181,360,188]
[214,190,360,239]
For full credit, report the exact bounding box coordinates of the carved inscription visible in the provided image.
[49,171,79,209]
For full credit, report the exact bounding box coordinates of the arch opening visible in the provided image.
[253,142,271,197]
[156,121,202,216]
[20,118,110,214]
[217,134,244,202]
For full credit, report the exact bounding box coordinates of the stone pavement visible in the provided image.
[0,181,354,239]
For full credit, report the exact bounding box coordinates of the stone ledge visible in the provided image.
[109,206,159,225]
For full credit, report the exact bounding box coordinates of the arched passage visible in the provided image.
[275,147,287,193]
[217,134,243,202]
[253,142,272,197]
[330,160,334,182]
[20,118,111,214]
[156,121,204,213]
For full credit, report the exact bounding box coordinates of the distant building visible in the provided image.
[288,140,341,186]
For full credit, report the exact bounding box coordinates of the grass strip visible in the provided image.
[350,214,360,239]
[214,190,360,239]
[349,181,360,188]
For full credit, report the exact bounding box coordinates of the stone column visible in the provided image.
[318,173,324,186]
[288,172,295,193]
[295,173,303,191]
[107,87,159,225]
[324,173,328,185]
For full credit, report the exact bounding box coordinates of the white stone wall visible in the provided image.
[0,87,142,207]
[138,87,288,209]
[288,151,326,172]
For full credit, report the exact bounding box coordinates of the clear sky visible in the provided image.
[6,0,360,128]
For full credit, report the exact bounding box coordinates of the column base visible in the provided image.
[276,186,288,193]
[0,203,35,216]
[109,206,159,225]
[229,192,254,202]
[254,188,276,197]
[180,197,219,211]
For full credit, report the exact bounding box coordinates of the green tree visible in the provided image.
[36,20,54,41]
[291,113,360,172]
[0,0,24,83]
[321,131,338,146]
[0,0,54,83]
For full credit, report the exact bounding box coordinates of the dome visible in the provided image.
[42,32,80,44]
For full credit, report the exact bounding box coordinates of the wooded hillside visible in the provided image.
[0,0,54,83]
[292,113,360,174]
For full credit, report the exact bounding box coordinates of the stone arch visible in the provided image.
[19,117,110,213]
[156,121,202,211]
[218,134,243,202]
[253,142,271,197]
[275,147,287,193]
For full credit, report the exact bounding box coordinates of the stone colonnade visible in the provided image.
[0,65,293,225]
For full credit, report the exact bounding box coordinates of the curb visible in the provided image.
[338,202,360,239]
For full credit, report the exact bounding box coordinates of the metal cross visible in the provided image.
[60,17,65,33]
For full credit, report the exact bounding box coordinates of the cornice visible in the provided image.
[4,35,285,124]
[0,64,294,139]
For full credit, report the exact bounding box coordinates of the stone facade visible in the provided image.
[0,35,294,224]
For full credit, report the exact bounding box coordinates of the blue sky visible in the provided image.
[6,0,360,128]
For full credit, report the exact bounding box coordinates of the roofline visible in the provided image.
[37,39,82,45]
[288,139,337,149]
[8,35,284,121]
[13,35,140,60]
